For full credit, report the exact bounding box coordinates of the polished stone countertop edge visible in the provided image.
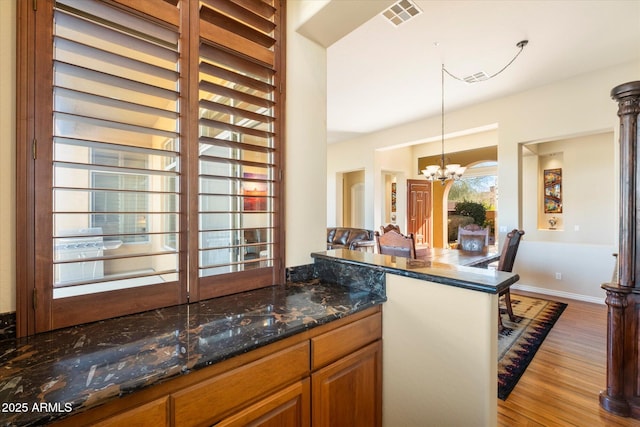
[312,250,519,294]
[0,281,385,426]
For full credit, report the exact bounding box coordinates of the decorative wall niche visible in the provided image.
[540,153,564,230]
[521,131,615,245]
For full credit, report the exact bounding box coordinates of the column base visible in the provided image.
[600,391,631,417]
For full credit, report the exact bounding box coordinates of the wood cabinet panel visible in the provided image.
[216,379,310,427]
[90,397,168,427]
[172,342,309,427]
[311,340,382,427]
[311,311,381,370]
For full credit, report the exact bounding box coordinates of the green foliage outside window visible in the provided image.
[454,200,487,226]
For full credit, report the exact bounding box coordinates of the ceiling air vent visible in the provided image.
[382,0,422,26]
[463,71,490,84]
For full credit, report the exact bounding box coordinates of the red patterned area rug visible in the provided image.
[498,294,567,400]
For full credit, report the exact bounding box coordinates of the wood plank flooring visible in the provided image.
[498,292,640,426]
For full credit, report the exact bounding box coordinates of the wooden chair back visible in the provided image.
[380,223,401,235]
[497,229,525,272]
[374,230,417,259]
[457,224,489,251]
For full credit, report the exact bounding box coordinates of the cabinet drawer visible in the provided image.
[311,312,382,370]
[91,397,168,427]
[172,342,310,427]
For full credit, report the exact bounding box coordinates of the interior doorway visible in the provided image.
[350,182,365,228]
[342,170,365,228]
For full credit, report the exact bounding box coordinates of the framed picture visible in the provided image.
[543,168,562,213]
[243,173,268,211]
[391,182,397,213]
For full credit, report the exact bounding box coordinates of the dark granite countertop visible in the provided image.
[0,280,385,426]
[312,249,520,294]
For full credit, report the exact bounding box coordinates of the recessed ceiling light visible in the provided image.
[382,0,422,26]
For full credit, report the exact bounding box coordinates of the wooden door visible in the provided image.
[407,180,431,246]
[311,341,382,427]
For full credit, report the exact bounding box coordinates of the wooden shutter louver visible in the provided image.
[19,0,284,334]
[46,0,183,328]
[196,0,281,298]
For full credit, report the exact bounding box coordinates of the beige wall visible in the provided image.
[0,1,16,314]
[327,61,640,302]
[522,132,615,245]
[285,1,329,266]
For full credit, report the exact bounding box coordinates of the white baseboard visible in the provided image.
[511,283,606,305]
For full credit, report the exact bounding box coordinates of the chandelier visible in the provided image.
[422,40,529,185]
[421,64,465,184]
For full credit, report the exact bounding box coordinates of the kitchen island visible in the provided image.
[313,249,519,427]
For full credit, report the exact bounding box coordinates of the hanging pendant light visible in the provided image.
[422,64,466,185]
[422,40,528,185]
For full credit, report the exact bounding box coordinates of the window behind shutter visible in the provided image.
[19,0,285,335]
[44,0,184,328]
[195,0,282,299]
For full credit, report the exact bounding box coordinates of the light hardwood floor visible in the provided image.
[498,291,640,426]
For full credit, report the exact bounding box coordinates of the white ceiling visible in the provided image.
[322,0,640,144]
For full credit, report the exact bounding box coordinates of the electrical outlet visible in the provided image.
[555,272,562,280]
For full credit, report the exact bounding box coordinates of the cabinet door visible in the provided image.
[215,379,310,427]
[311,341,382,427]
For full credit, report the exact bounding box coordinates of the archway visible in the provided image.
[446,161,498,246]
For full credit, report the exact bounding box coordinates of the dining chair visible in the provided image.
[497,229,525,326]
[457,224,489,251]
[380,223,401,235]
[374,230,417,259]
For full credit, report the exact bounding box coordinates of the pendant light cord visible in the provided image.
[440,63,445,169]
[443,40,528,82]
[424,40,528,184]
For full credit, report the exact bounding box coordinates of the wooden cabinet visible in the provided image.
[172,342,309,426]
[216,380,310,427]
[310,311,382,427]
[312,341,382,427]
[311,311,381,370]
[90,398,168,427]
[52,306,382,427]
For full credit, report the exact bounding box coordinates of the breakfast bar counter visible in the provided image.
[312,249,519,427]
[312,249,518,294]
